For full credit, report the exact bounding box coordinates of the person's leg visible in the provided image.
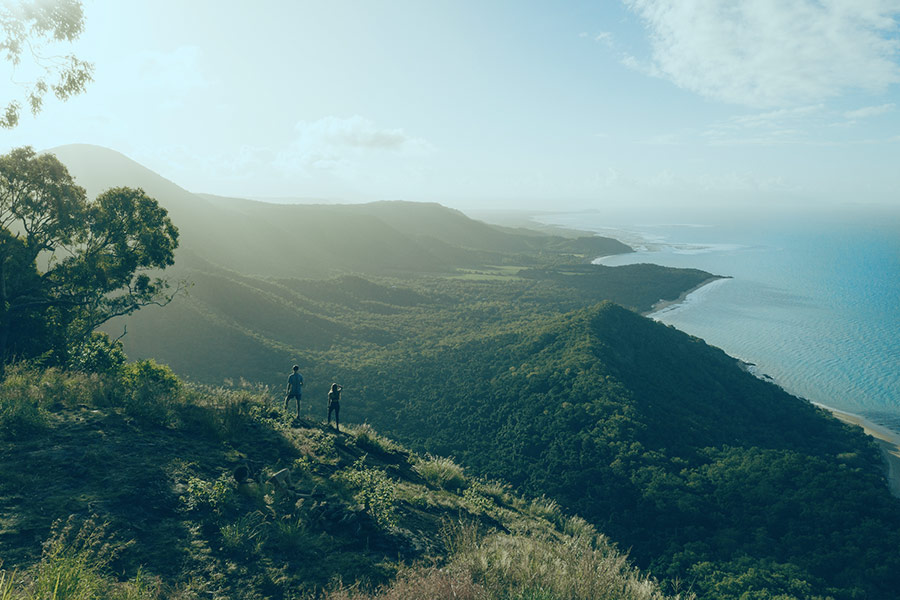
[334,404,340,432]
[296,395,301,418]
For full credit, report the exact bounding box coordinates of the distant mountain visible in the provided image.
[50,145,630,279]
[47,144,660,383]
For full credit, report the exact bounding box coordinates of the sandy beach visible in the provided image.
[824,407,900,498]
[644,276,728,316]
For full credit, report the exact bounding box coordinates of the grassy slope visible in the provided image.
[0,366,683,600]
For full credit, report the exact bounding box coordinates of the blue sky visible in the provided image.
[2,0,899,211]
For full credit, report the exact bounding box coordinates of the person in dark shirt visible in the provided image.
[284,365,304,418]
[327,383,342,432]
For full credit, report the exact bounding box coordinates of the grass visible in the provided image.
[348,423,405,455]
[412,454,468,492]
[453,529,680,600]
[317,523,689,600]
[526,495,563,525]
[0,517,162,600]
[0,364,685,600]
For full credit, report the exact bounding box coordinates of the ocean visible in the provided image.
[537,206,900,434]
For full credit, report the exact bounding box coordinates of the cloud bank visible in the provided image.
[624,0,900,107]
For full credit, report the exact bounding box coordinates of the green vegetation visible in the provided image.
[0,0,94,128]
[7,146,900,599]
[412,455,468,493]
[344,302,900,599]
[0,367,681,600]
[0,147,179,372]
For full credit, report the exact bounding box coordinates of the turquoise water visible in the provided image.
[538,207,900,433]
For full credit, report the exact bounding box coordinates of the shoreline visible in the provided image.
[581,228,900,499]
[643,276,728,317]
[818,405,900,498]
[636,274,900,499]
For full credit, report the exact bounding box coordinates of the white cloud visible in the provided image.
[729,104,826,128]
[293,115,431,153]
[844,102,896,119]
[293,115,406,150]
[594,31,614,46]
[699,104,828,145]
[700,102,900,145]
[276,115,434,180]
[623,0,900,107]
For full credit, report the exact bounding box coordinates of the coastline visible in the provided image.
[580,224,900,499]
[643,276,728,317]
[638,274,900,499]
[820,406,900,498]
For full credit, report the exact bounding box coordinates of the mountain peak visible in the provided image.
[45,144,200,209]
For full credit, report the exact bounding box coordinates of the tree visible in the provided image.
[0,0,93,127]
[0,147,180,370]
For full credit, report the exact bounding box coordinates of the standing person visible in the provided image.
[284,364,304,418]
[327,383,342,432]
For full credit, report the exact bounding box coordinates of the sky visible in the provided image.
[2,0,900,212]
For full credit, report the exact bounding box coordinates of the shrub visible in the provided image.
[472,478,512,504]
[196,387,261,440]
[462,484,496,516]
[266,516,308,553]
[119,360,182,425]
[299,429,337,461]
[182,473,236,515]
[319,524,684,600]
[413,455,468,493]
[120,360,181,398]
[69,332,127,375]
[219,393,249,439]
[334,457,398,529]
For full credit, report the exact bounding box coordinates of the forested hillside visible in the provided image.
[9,145,900,599]
[345,302,900,598]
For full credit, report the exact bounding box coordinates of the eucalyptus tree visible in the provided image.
[0,147,180,371]
[0,0,93,127]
